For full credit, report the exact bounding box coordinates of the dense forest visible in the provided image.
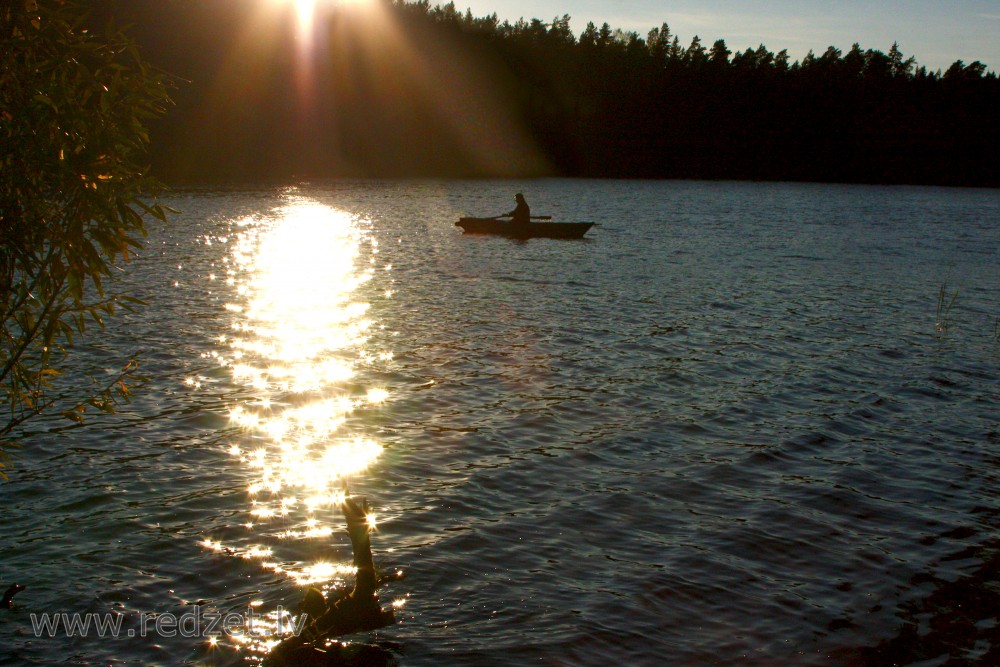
[100,0,999,186]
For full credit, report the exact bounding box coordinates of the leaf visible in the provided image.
[62,409,85,423]
[33,93,58,111]
[59,320,75,346]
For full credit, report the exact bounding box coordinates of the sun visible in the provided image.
[293,0,317,32]
[287,0,374,35]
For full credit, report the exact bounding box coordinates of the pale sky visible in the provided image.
[455,0,1000,72]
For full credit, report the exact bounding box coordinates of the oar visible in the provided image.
[493,214,553,220]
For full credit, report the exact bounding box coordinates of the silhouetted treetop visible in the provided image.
[101,0,999,186]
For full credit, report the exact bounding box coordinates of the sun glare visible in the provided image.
[208,197,392,594]
[290,0,373,31]
[223,201,384,491]
[294,0,316,32]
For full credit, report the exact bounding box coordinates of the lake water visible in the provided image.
[2,180,999,666]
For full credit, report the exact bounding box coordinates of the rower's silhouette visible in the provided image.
[504,193,530,224]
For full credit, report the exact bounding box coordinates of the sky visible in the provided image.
[454,0,1000,72]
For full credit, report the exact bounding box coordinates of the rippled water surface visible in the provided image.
[2,180,999,665]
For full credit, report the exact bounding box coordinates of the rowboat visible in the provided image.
[455,217,594,239]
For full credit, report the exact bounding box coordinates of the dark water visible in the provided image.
[2,180,999,665]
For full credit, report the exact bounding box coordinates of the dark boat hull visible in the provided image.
[456,218,594,239]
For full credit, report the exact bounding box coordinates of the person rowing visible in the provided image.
[502,193,530,224]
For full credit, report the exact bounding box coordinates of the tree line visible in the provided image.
[106,0,999,186]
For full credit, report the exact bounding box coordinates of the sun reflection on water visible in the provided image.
[203,198,394,623]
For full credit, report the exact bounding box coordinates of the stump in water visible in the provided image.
[265,496,403,667]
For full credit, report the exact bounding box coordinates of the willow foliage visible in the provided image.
[0,1,171,477]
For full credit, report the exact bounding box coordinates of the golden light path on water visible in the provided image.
[198,197,398,656]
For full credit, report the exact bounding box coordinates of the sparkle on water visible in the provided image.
[201,197,392,655]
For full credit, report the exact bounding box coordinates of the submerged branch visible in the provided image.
[265,496,402,667]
